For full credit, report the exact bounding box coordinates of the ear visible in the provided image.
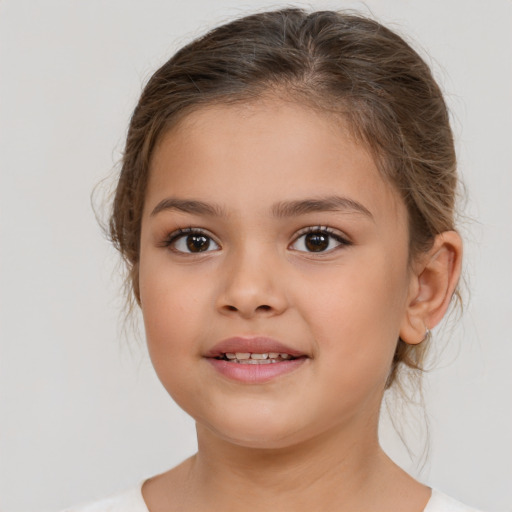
[399,231,463,345]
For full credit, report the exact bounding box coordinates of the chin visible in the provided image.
[211,425,303,450]
[197,405,308,450]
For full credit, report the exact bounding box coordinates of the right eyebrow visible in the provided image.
[150,198,226,217]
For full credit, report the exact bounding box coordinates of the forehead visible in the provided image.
[146,99,406,224]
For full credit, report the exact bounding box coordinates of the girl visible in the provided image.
[67,7,477,512]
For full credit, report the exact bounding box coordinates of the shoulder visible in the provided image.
[60,483,148,512]
[424,490,484,512]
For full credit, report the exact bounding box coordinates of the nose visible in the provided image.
[216,248,289,319]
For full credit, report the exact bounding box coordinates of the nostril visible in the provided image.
[226,305,238,312]
[256,305,272,312]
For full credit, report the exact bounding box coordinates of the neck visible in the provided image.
[143,415,430,512]
[187,420,393,511]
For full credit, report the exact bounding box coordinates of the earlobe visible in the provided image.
[399,231,463,345]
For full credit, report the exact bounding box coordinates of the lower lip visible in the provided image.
[206,358,307,383]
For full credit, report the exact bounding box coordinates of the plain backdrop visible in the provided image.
[1,1,511,511]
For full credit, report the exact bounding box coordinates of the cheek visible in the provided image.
[141,278,189,344]
[298,253,409,377]
[139,259,209,380]
[140,277,212,415]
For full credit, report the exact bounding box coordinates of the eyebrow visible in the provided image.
[150,198,226,217]
[150,195,373,220]
[271,196,373,220]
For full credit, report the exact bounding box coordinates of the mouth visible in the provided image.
[214,352,301,364]
[205,337,308,383]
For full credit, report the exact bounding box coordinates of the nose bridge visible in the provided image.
[217,240,287,317]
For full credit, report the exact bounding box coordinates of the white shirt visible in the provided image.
[62,483,483,512]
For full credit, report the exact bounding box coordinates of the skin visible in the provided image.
[137,98,462,512]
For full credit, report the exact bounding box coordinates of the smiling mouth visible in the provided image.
[207,340,307,382]
[215,352,300,364]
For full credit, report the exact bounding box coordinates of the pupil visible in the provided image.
[305,232,329,252]
[186,235,210,252]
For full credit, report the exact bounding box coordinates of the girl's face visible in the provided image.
[139,99,416,449]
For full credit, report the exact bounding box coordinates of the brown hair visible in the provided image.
[109,8,459,388]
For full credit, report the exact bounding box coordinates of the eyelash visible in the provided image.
[162,227,220,254]
[162,226,352,254]
[290,226,352,254]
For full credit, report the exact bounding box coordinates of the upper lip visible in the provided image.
[205,336,306,358]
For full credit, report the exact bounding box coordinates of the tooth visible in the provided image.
[235,353,251,360]
[240,358,272,365]
[225,353,237,359]
[268,352,279,358]
[280,353,290,359]
[250,353,268,360]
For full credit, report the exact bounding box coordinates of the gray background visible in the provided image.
[1,1,511,511]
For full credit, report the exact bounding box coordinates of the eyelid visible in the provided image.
[162,227,221,253]
[292,225,351,242]
[289,225,352,252]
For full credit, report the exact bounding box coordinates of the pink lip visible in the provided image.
[205,336,305,358]
[204,336,308,384]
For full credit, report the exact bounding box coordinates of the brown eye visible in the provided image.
[167,230,220,254]
[290,228,350,253]
[186,234,210,252]
[304,232,329,252]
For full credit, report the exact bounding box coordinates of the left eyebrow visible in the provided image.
[271,196,374,220]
